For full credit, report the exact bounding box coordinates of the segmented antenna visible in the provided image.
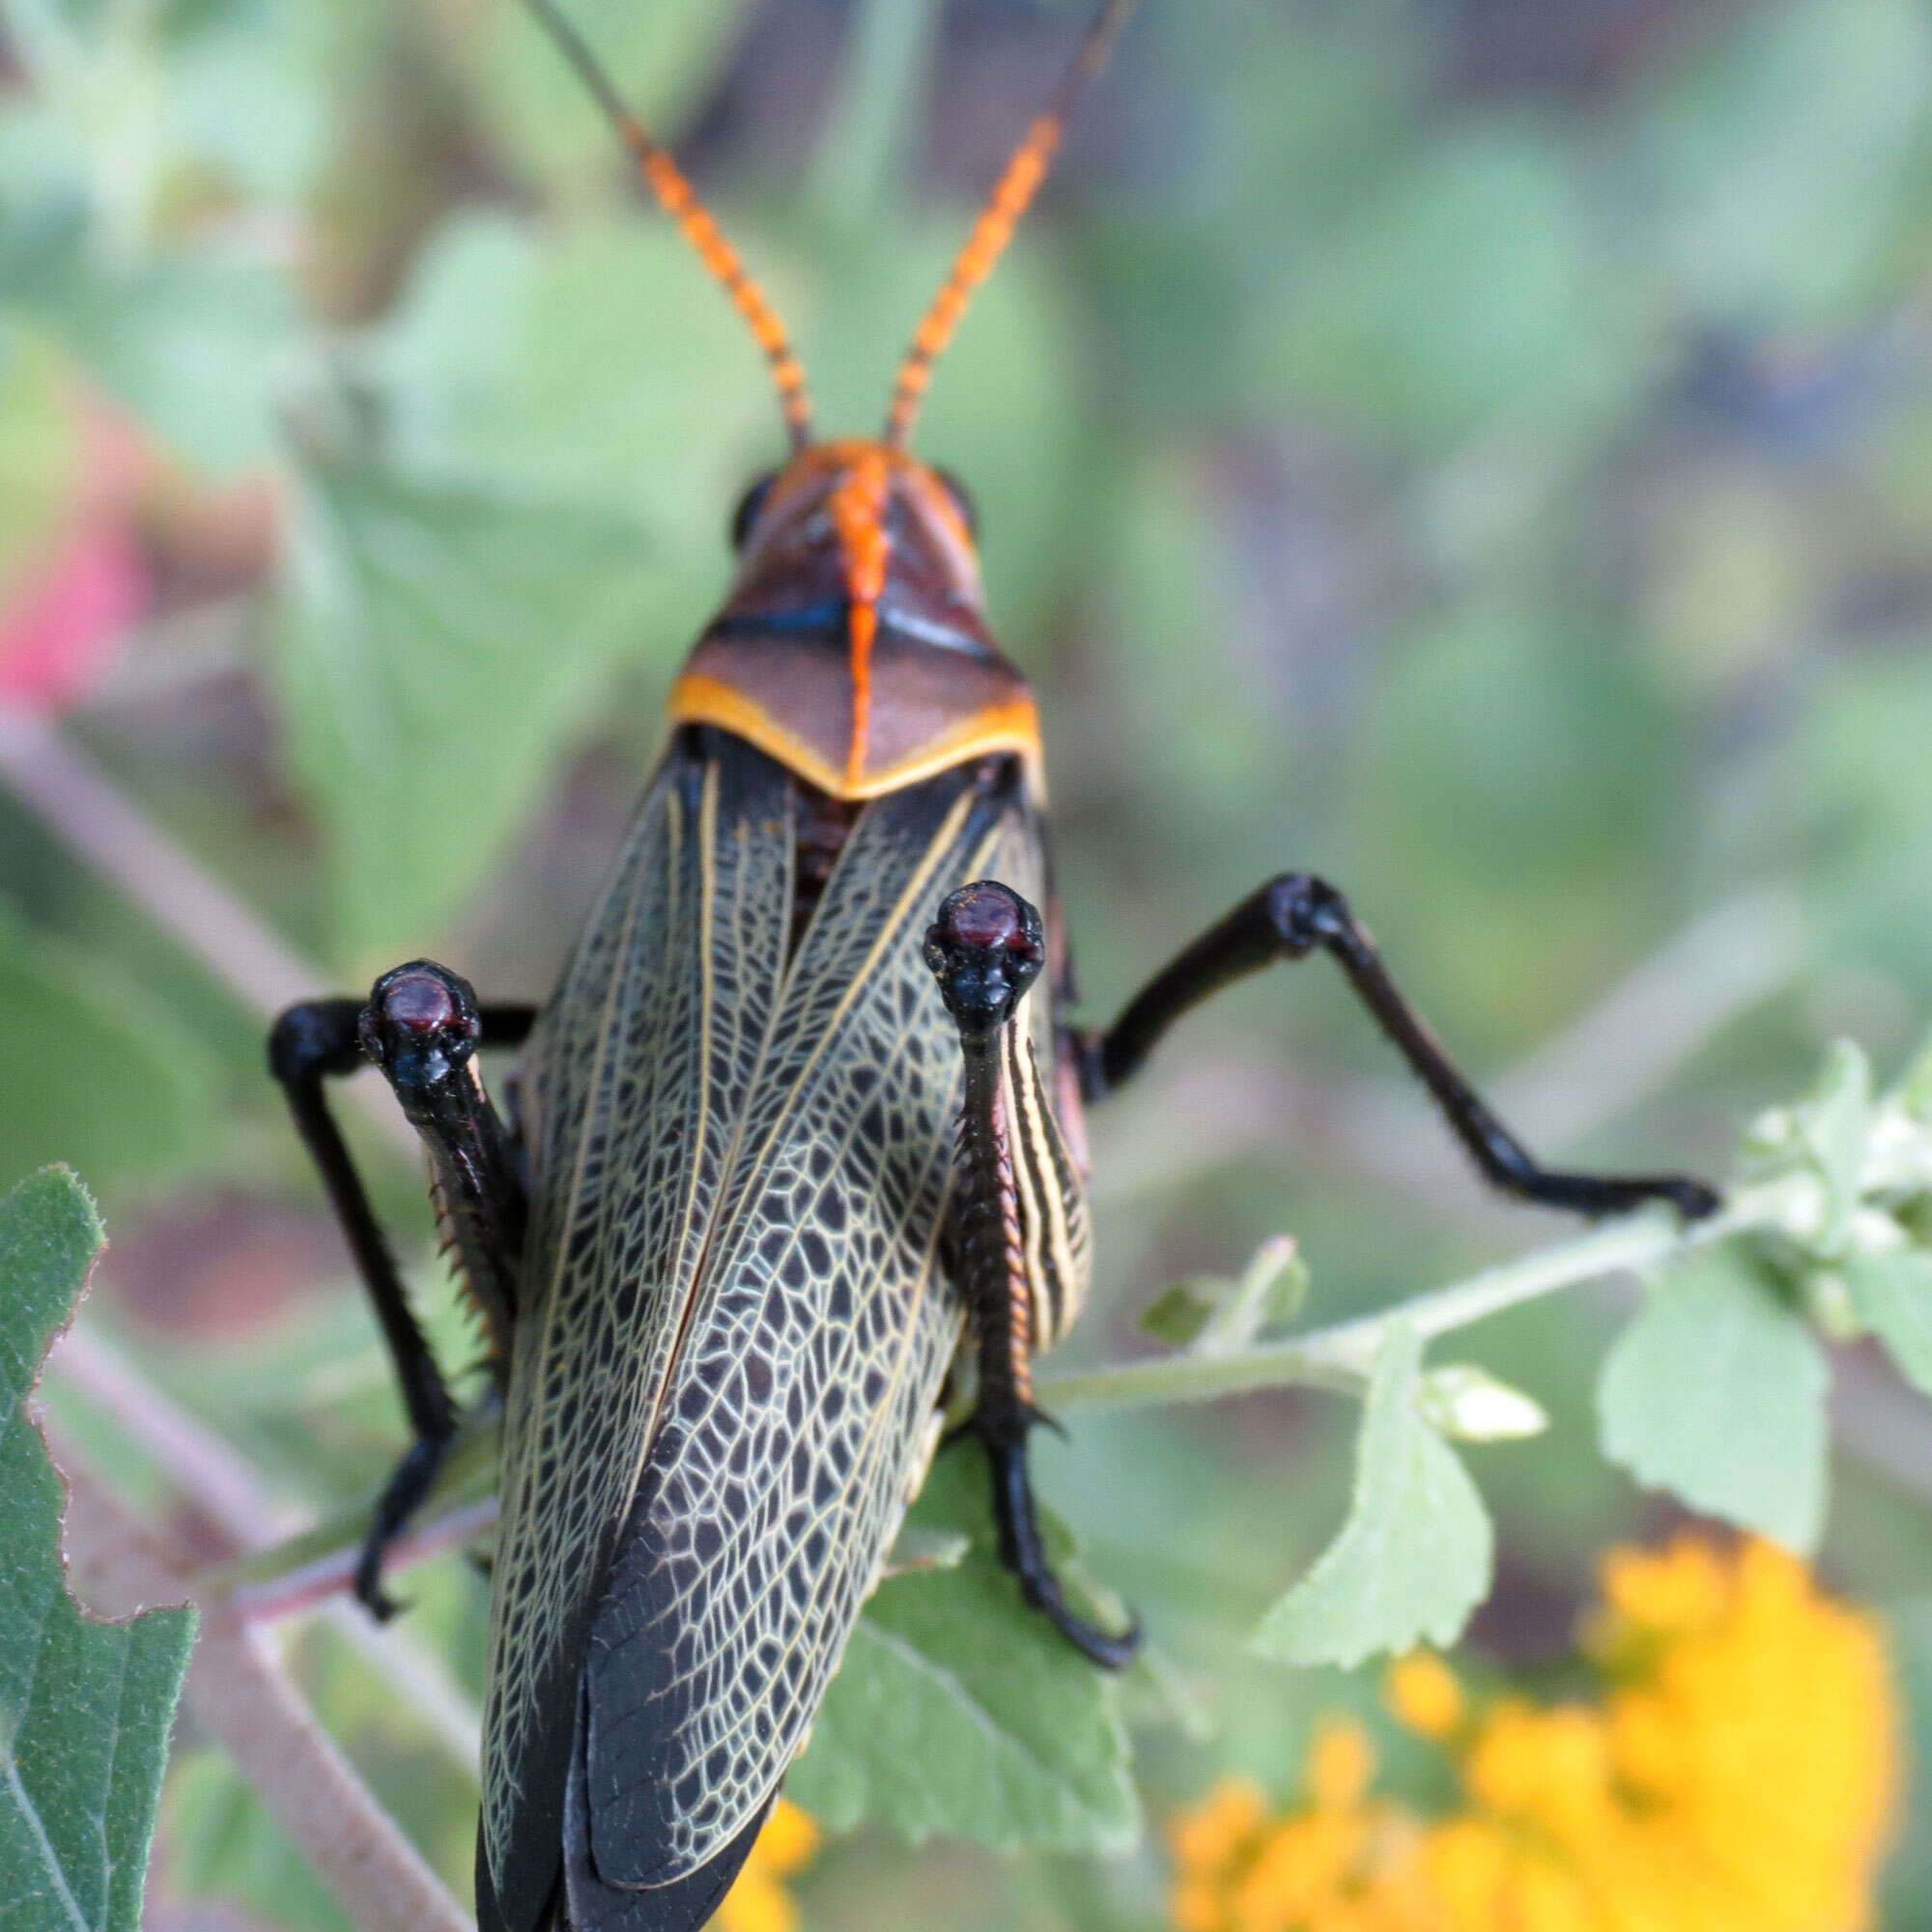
[523,0,814,450]
[884,0,1136,449]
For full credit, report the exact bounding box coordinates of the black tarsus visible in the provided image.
[1073,871,1721,1220]
[269,968,534,1617]
[979,1407,1141,1670]
[925,880,1142,1671]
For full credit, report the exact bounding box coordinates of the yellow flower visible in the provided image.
[1306,1719,1375,1811]
[1589,1535,1899,1932]
[1171,1776,1270,1877]
[1168,1536,1899,1932]
[716,1799,821,1932]
[1166,1723,1436,1932]
[1382,1651,1463,1742]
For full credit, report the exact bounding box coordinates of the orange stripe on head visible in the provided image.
[830,450,893,789]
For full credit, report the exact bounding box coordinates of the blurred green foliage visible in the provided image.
[7,0,1932,1923]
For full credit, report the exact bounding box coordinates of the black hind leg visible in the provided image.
[925,881,1141,1670]
[1073,870,1719,1220]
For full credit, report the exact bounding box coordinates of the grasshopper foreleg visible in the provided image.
[270,967,533,1616]
[1072,871,1719,1221]
[926,882,1142,1671]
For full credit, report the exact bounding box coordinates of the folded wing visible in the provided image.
[480,734,1038,1931]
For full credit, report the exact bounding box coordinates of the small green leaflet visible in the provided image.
[0,1169,195,1932]
[1138,1279,1229,1348]
[1249,1321,1492,1670]
[1846,1250,1932,1398]
[1140,1236,1309,1352]
[789,1454,1137,1855]
[1598,1241,1829,1553]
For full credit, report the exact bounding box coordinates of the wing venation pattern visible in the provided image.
[583,765,1040,1884]
[482,740,794,1927]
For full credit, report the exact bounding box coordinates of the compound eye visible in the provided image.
[933,467,979,543]
[729,471,778,552]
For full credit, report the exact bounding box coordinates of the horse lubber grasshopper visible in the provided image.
[267,1,1720,1925]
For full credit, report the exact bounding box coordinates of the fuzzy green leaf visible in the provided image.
[789,1454,1137,1855]
[1249,1321,1492,1669]
[8,235,291,474]
[278,461,674,965]
[1598,1242,1830,1552]
[1265,122,1648,453]
[1800,1039,1873,1253]
[1846,1250,1932,1397]
[0,1169,196,1932]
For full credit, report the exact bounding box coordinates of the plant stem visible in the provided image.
[214,1183,1830,1599]
[1039,1177,1814,1414]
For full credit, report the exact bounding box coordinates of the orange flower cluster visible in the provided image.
[717,1799,822,1932]
[1169,1536,1899,1932]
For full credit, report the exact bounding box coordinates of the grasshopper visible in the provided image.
[270,4,1716,1923]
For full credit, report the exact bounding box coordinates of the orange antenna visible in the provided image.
[884,0,1136,449]
[524,0,814,450]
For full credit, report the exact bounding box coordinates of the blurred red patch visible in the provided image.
[0,404,152,714]
[0,516,147,711]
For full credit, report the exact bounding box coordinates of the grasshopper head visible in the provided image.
[667,440,1043,803]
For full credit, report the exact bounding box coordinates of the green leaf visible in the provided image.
[7,239,291,475]
[1196,1237,1309,1354]
[789,1453,1137,1855]
[1598,1242,1830,1552]
[1799,1039,1873,1252]
[462,0,755,187]
[363,212,775,573]
[1249,1321,1492,1669]
[0,1168,196,1932]
[1891,1025,1932,1123]
[1266,120,1651,453]
[0,905,219,1199]
[1846,1250,1932,1397]
[1634,0,1932,327]
[277,460,675,964]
